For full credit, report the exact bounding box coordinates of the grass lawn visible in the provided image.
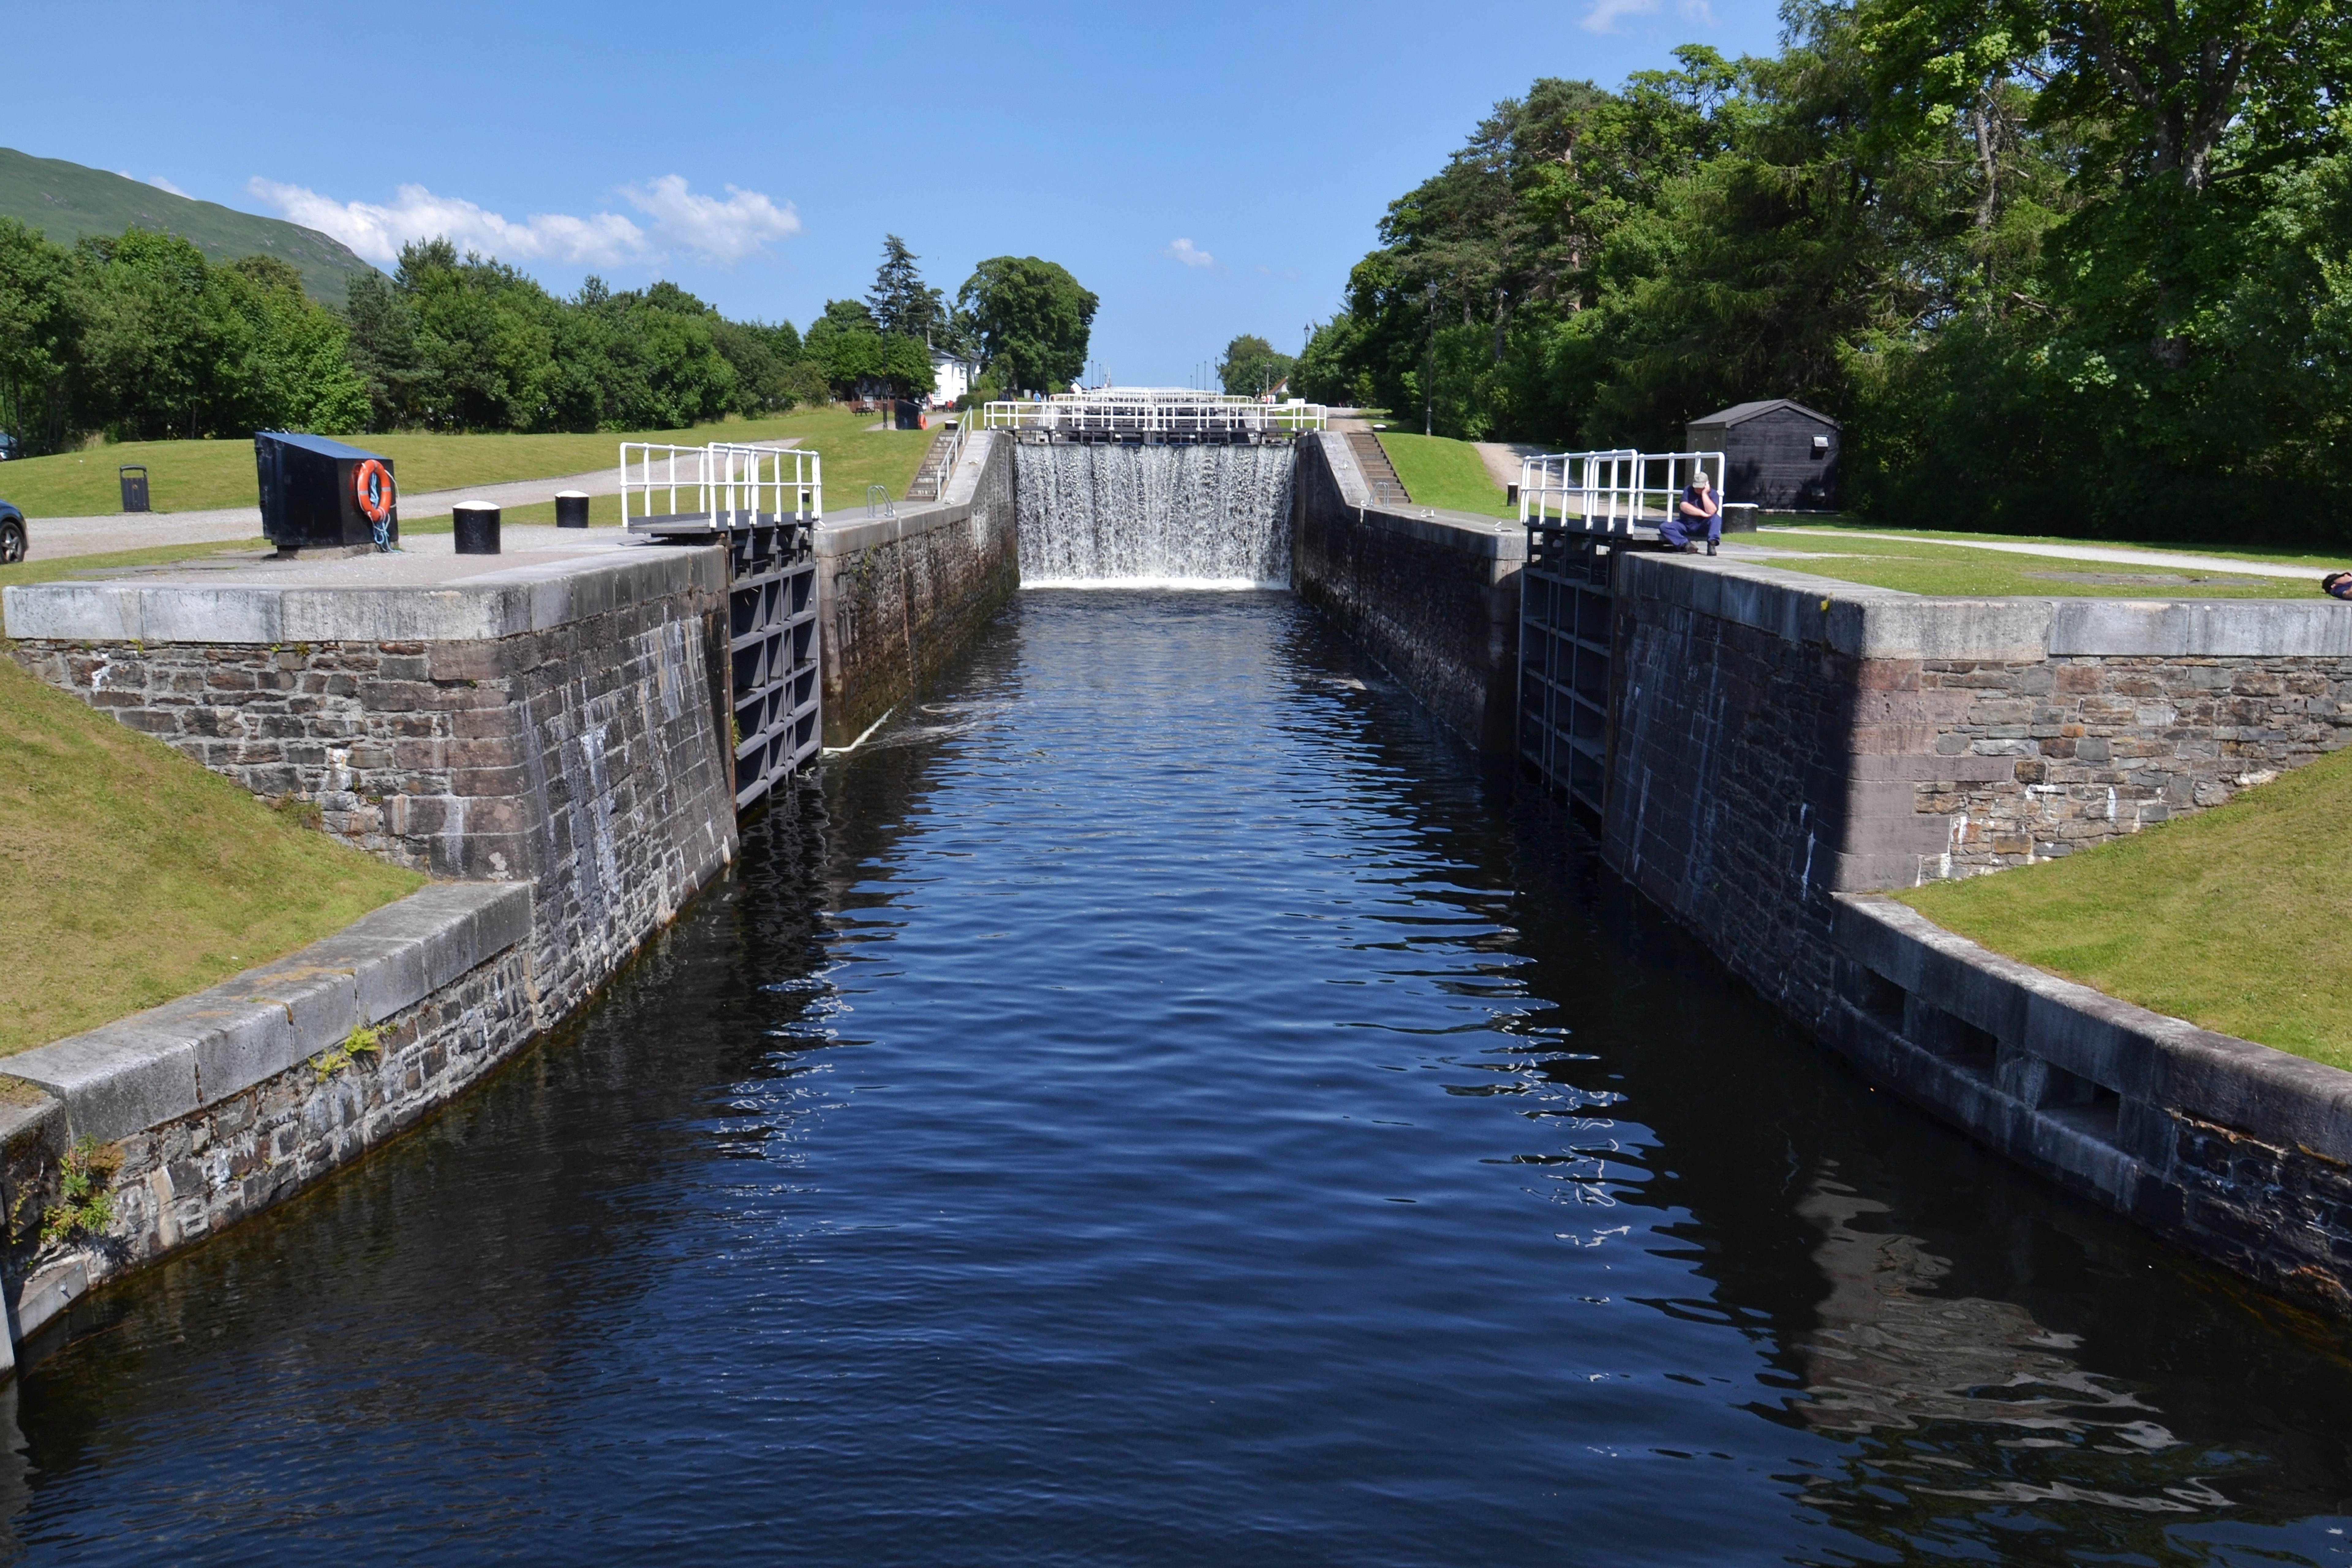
[1899,746,2352,1069]
[0,406,942,519]
[1766,519,2352,575]
[1374,432,1517,518]
[0,655,424,1055]
[1748,531,2320,599]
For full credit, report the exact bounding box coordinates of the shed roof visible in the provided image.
[257,430,389,461]
[1688,398,1840,430]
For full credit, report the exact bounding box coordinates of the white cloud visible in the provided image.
[1580,0,1658,30]
[246,175,799,269]
[119,171,189,197]
[1164,237,1215,270]
[1678,0,1717,22]
[618,175,798,266]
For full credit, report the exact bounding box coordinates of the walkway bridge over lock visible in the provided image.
[984,388,1326,446]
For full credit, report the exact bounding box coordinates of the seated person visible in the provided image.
[1661,469,1722,555]
[2325,571,2352,600]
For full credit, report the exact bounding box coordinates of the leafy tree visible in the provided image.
[1217,334,1297,397]
[0,218,81,454]
[956,257,1098,393]
[803,298,883,397]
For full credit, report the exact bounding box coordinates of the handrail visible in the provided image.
[619,441,822,529]
[982,389,1326,438]
[1519,448,1725,534]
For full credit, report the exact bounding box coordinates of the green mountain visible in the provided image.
[0,147,382,307]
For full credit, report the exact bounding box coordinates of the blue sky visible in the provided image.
[3,0,1785,386]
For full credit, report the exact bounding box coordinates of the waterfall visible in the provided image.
[1013,443,1295,587]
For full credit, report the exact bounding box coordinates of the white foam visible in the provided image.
[1021,576,1280,592]
[1013,444,1294,586]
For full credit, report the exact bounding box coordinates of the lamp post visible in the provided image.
[1423,281,1438,438]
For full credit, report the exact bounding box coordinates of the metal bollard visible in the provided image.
[453,502,501,555]
[555,489,590,528]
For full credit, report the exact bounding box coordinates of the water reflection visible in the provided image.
[3,591,2351,1565]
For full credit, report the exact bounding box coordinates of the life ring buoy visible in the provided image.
[352,458,396,523]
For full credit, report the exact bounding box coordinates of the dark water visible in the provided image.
[11,590,2352,1566]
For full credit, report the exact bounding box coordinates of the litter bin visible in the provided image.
[453,502,501,555]
[119,465,150,513]
[555,489,590,529]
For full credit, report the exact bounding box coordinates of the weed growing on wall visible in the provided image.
[311,1024,384,1084]
[40,1138,119,1246]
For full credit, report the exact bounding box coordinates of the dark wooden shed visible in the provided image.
[1686,399,1839,510]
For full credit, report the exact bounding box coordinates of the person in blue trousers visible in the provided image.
[1663,468,1721,554]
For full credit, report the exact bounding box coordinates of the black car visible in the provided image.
[0,500,24,565]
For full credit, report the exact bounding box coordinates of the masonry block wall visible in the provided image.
[1603,556,2352,1032]
[1292,432,1525,755]
[817,430,1020,746]
[6,550,739,1031]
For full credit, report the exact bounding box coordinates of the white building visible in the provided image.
[930,349,981,408]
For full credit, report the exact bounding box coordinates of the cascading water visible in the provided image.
[1013,442,1295,587]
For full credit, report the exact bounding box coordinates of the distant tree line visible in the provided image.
[0,223,1098,454]
[1295,0,2351,540]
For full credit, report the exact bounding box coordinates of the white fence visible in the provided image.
[619,442,822,530]
[1518,449,1725,534]
[983,390,1325,439]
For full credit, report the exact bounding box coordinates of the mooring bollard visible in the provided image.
[453,502,501,555]
[555,489,590,529]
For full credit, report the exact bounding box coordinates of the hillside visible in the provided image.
[0,147,381,306]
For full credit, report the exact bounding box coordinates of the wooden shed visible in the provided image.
[1686,399,1839,510]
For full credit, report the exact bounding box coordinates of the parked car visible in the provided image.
[0,499,24,564]
[0,432,18,460]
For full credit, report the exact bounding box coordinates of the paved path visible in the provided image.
[1766,527,2324,581]
[1473,441,1547,492]
[21,442,799,562]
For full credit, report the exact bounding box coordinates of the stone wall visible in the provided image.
[6,545,738,1031]
[0,884,535,1358]
[1291,432,1524,755]
[1602,555,2352,1034]
[817,429,1019,746]
[1833,895,2352,1316]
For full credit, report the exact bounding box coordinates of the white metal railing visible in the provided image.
[1519,449,1725,534]
[915,419,969,501]
[982,388,1326,438]
[619,441,822,529]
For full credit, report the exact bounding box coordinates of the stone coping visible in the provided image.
[1,883,531,1145]
[1835,894,2352,1167]
[1624,548,2352,661]
[2,534,725,645]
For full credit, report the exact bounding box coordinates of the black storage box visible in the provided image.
[254,431,399,551]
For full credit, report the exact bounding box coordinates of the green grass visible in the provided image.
[0,655,424,1055]
[1747,531,2321,599]
[1899,746,2352,1068]
[0,405,940,521]
[1765,519,2352,574]
[1374,432,1517,518]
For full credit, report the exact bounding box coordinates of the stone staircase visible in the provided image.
[1346,430,1410,508]
[907,427,960,502]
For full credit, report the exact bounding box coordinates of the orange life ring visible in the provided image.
[352,458,396,522]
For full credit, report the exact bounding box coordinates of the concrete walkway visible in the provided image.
[20,441,799,562]
[1766,526,2325,582]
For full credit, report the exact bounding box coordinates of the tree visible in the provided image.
[1217,334,1297,397]
[0,218,81,454]
[868,235,944,343]
[803,298,884,397]
[956,257,1098,394]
